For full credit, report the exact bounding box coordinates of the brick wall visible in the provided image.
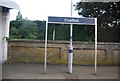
[8,39,120,65]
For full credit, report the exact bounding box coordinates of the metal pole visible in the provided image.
[70,0,73,16]
[53,30,55,40]
[94,18,97,75]
[44,19,48,74]
[68,0,73,74]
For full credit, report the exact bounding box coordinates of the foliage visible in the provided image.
[48,24,70,40]
[16,11,22,20]
[10,11,94,41]
[33,20,46,39]
[75,2,119,28]
[10,11,46,39]
[10,18,95,41]
[75,2,120,42]
[47,24,95,41]
[73,25,95,42]
[10,19,39,39]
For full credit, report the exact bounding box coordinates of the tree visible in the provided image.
[75,2,120,42]
[16,11,22,20]
[75,2,119,28]
[10,10,48,39]
[10,19,39,39]
[33,20,46,39]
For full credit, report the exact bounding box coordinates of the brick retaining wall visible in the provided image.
[8,39,120,65]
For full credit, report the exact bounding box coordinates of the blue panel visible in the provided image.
[69,49,73,53]
[48,16,95,25]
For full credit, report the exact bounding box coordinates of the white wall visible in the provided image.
[2,11,10,61]
[0,5,13,81]
[0,6,3,81]
[0,6,3,63]
[0,7,10,63]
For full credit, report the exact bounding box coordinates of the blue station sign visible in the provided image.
[48,16,95,25]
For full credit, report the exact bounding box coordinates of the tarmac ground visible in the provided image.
[2,63,119,80]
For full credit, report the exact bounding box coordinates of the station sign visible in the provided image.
[48,16,95,25]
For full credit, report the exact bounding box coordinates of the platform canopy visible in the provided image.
[0,0,19,9]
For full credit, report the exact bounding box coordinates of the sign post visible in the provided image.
[44,20,48,74]
[95,18,97,75]
[68,0,73,73]
[68,29,73,73]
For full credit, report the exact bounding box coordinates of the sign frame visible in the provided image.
[44,16,97,75]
